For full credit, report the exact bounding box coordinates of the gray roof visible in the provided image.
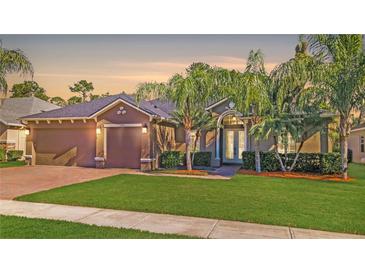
[0,97,60,126]
[21,93,173,120]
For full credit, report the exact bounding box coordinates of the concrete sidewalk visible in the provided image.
[1,200,364,239]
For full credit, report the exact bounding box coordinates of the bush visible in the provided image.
[261,152,281,172]
[160,151,183,168]
[0,147,5,162]
[192,152,211,167]
[6,150,24,161]
[242,151,255,170]
[321,153,342,175]
[242,151,342,175]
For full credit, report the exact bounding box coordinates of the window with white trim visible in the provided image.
[361,136,364,153]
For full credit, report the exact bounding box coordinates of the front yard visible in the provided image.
[0,215,189,239]
[0,161,26,168]
[16,164,365,235]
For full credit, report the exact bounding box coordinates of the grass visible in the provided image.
[0,215,190,239]
[0,161,26,168]
[17,164,365,235]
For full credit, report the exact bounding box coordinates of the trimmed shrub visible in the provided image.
[241,151,342,175]
[160,151,183,168]
[321,153,342,175]
[261,152,281,172]
[6,150,23,161]
[242,151,255,170]
[0,147,5,162]
[192,152,211,167]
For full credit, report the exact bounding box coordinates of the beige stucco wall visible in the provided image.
[348,129,365,163]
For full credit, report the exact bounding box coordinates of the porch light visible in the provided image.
[96,128,101,135]
[142,125,148,134]
[24,129,30,135]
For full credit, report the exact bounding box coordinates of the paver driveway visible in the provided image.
[0,165,133,199]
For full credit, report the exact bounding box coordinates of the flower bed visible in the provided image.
[152,169,209,176]
[238,169,351,182]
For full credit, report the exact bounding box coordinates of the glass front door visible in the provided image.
[223,128,245,163]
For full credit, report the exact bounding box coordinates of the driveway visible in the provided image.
[0,166,135,199]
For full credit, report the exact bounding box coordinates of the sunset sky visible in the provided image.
[1,35,299,99]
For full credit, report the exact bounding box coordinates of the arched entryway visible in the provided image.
[215,110,249,165]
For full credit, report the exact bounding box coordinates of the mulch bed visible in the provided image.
[152,169,209,176]
[238,169,351,182]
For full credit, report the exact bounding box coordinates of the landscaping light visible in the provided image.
[25,129,30,135]
[96,128,101,135]
[142,125,148,133]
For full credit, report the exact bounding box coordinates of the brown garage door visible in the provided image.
[34,128,96,167]
[106,127,141,168]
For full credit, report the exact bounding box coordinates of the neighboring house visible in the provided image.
[0,97,59,155]
[348,123,365,164]
[21,94,334,170]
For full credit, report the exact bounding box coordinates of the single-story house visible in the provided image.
[0,97,59,155]
[21,93,334,170]
[348,123,365,164]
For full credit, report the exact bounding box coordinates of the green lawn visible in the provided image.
[0,161,26,168]
[17,164,365,235]
[0,215,189,239]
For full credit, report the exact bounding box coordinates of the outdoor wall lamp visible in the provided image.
[142,124,148,134]
[96,127,101,135]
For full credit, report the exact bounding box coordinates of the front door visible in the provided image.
[223,129,245,164]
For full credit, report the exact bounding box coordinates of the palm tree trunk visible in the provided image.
[254,140,261,173]
[288,141,304,172]
[339,116,349,180]
[274,136,286,171]
[185,129,192,171]
[191,130,200,168]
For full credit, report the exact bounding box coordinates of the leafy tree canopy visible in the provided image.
[50,96,67,107]
[69,80,94,102]
[67,96,82,105]
[10,81,49,101]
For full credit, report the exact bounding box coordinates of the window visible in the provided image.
[361,136,364,153]
[278,133,296,153]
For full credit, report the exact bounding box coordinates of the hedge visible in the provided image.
[6,150,24,161]
[242,151,342,175]
[160,151,183,168]
[0,147,5,162]
[192,152,211,167]
[160,151,212,168]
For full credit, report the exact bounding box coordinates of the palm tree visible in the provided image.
[0,40,33,97]
[172,109,217,166]
[306,34,365,179]
[255,39,324,171]
[136,63,220,170]
[228,50,272,172]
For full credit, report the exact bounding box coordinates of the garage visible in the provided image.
[33,126,96,167]
[106,127,142,168]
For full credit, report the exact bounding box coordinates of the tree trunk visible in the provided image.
[339,115,349,180]
[185,129,192,171]
[254,140,261,173]
[191,130,200,168]
[288,141,304,172]
[273,136,286,171]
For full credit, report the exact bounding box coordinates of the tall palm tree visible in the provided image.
[136,63,220,170]
[306,34,365,179]
[228,50,272,172]
[0,40,33,96]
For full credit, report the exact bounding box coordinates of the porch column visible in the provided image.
[215,129,220,160]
